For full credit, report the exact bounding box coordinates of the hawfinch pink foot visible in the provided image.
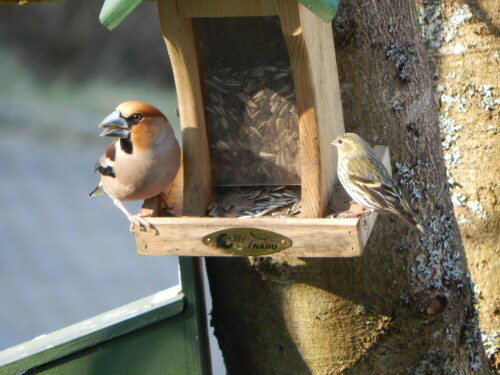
[128,213,152,233]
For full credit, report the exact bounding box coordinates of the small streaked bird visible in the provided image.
[331,133,434,237]
[89,101,181,232]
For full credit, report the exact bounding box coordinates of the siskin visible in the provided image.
[331,133,434,237]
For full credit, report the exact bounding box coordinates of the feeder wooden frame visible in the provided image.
[136,145,390,257]
[135,0,389,257]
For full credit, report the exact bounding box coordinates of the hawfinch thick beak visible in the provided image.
[98,110,130,138]
[331,138,340,146]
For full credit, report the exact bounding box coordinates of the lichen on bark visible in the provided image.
[415,0,499,370]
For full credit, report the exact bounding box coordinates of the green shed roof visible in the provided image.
[99,0,339,30]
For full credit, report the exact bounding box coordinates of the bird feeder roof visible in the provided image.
[98,0,338,30]
[0,0,338,28]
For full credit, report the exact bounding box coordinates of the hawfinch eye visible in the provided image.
[131,113,144,122]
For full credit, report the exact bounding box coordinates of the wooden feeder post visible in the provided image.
[158,0,213,216]
[278,0,344,217]
[135,0,391,257]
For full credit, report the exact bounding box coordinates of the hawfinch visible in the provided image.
[89,101,181,232]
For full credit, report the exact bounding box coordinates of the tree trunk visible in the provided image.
[205,0,490,373]
[414,1,499,371]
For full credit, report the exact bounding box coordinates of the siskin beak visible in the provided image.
[98,110,130,138]
[331,138,340,146]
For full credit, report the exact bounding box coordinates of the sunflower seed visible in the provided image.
[249,189,262,200]
[236,206,255,212]
[254,208,272,217]
[239,189,252,198]
[221,117,229,130]
[251,110,261,119]
[205,79,229,94]
[279,103,289,116]
[212,75,225,84]
[253,90,266,101]
[278,84,291,94]
[276,117,286,131]
[216,140,231,151]
[259,152,275,158]
[205,106,217,115]
[255,203,275,209]
[249,127,262,139]
[274,71,289,79]
[230,112,239,123]
[270,101,280,113]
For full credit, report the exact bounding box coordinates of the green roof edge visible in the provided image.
[100,0,143,30]
[296,0,339,22]
[99,0,338,30]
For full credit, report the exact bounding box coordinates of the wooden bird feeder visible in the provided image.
[133,0,390,257]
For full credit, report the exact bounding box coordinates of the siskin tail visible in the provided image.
[416,222,435,238]
[391,207,435,238]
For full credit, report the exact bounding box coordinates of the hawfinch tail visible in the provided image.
[89,101,181,232]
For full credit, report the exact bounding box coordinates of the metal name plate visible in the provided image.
[202,228,292,256]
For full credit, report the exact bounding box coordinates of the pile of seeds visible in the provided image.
[206,186,301,218]
[204,185,360,219]
[202,62,300,186]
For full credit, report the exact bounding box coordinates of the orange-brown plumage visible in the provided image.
[90,101,181,231]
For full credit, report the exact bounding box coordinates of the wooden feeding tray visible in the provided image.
[134,0,390,257]
[135,145,390,257]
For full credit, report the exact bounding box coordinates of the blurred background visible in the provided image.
[0,0,223,371]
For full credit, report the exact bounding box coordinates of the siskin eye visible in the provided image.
[338,139,343,144]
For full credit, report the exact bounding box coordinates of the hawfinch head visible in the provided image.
[98,101,171,151]
[98,101,168,138]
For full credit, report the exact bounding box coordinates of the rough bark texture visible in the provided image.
[205,1,490,373]
[414,0,499,371]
